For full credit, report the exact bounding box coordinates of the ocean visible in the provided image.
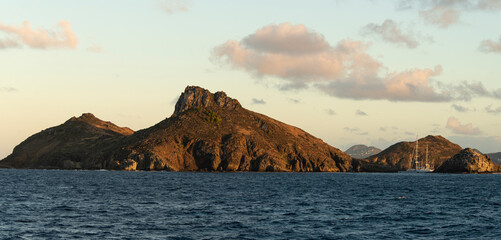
[1,169,500,239]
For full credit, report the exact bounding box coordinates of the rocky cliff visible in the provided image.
[435,148,501,173]
[354,135,462,172]
[109,86,353,171]
[345,145,381,159]
[0,113,133,169]
[1,86,354,172]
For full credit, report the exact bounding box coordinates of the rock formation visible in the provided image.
[0,113,133,169]
[354,135,462,172]
[109,86,353,171]
[1,86,354,172]
[345,145,381,159]
[435,148,501,173]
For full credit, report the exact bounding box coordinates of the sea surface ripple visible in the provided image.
[1,169,500,239]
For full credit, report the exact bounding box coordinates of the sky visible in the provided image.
[1,0,501,159]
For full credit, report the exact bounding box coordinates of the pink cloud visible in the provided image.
[420,6,461,28]
[0,20,78,49]
[362,19,420,48]
[158,0,190,14]
[446,116,481,135]
[479,36,501,53]
[213,22,486,102]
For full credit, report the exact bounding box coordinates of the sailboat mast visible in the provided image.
[426,144,428,167]
[415,137,419,168]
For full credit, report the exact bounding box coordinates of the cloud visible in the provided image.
[213,22,489,102]
[251,98,266,105]
[326,109,336,115]
[479,36,501,53]
[87,43,102,53]
[446,116,481,135]
[485,105,501,114]
[402,0,501,28]
[158,0,190,14]
[494,89,501,99]
[0,87,18,92]
[420,5,461,28]
[380,127,387,132]
[343,127,368,135]
[344,127,360,133]
[0,20,77,49]
[451,103,469,112]
[362,19,419,48]
[356,109,368,116]
[477,0,501,10]
[288,98,301,104]
[404,131,415,136]
[241,23,330,55]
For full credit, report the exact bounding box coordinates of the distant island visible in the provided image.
[1,86,499,173]
[345,145,381,159]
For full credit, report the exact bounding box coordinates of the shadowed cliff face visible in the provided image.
[0,113,133,169]
[109,86,354,172]
[435,148,501,173]
[354,135,462,172]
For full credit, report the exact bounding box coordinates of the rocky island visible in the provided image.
[353,135,463,172]
[0,86,353,172]
[1,86,499,173]
[345,145,381,159]
[435,148,501,173]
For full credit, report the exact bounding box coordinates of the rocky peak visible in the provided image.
[66,113,133,136]
[174,86,241,114]
[69,113,97,122]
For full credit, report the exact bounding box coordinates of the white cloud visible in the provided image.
[362,19,419,48]
[158,0,190,14]
[213,22,489,102]
[479,36,501,53]
[0,20,77,49]
[446,116,481,135]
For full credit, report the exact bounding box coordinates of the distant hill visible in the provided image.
[488,152,501,165]
[1,86,353,172]
[354,135,462,172]
[345,145,381,159]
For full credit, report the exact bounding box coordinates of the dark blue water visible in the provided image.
[1,170,500,239]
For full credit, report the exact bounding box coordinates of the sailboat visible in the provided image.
[405,137,434,173]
